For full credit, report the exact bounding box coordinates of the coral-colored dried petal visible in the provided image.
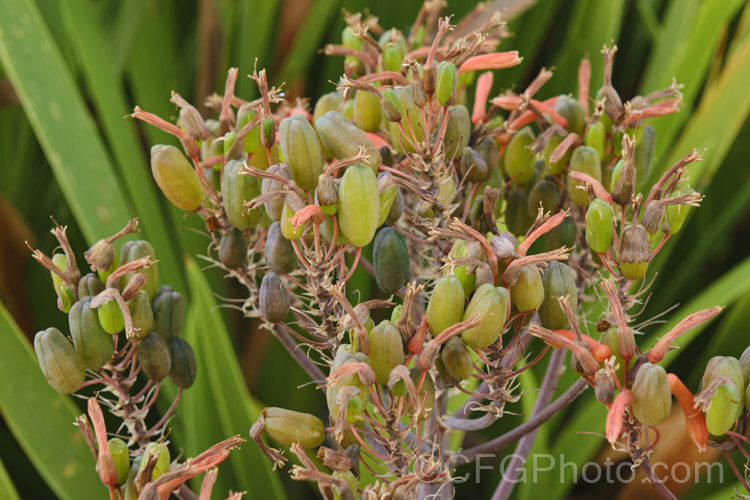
[667,373,708,452]
[607,390,633,443]
[554,329,612,362]
[472,72,494,124]
[459,51,522,74]
[648,307,724,363]
[567,171,613,204]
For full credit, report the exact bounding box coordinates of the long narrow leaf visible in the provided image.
[0,0,133,243]
[0,456,19,500]
[0,301,100,500]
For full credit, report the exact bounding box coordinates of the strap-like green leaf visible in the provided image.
[0,456,20,500]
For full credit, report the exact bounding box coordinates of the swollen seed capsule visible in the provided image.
[435,61,458,106]
[313,92,342,122]
[585,199,614,253]
[554,95,585,136]
[50,253,66,295]
[120,240,159,300]
[506,188,533,237]
[222,159,262,229]
[97,299,125,334]
[353,90,382,132]
[320,215,349,245]
[338,164,380,247]
[599,327,626,383]
[168,337,197,389]
[78,273,104,299]
[373,228,410,295]
[385,188,404,224]
[584,121,606,158]
[317,173,338,215]
[619,225,651,280]
[567,146,601,206]
[368,320,405,385]
[259,272,290,323]
[387,86,424,154]
[152,287,186,340]
[441,337,472,383]
[542,134,568,175]
[34,327,85,394]
[280,202,303,240]
[665,185,695,234]
[69,297,114,370]
[238,107,261,154]
[443,105,471,159]
[58,285,75,314]
[279,115,325,191]
[218,227,247,269]
[631,363,671,426]
[128,290,153,338]
[609,159,624,193]
[265,222,297,274]
[504,127,535,184]
[139,443,170,480]
[528,177,562,217]
[315,111,381,170]
[510,264,544,312]
[261,164,292,222]
[635,125,656,189]
[108,438,130,486]
[538,262,577,331]
[545,216,577,252]
[150,145,203,211]
[461,284,509,349]
[461,147,489,183]
[475,136,500,174]
[138,333,172,382]
[702,356,744,422]
[449,240,476,297]
[264,407,325,449]
[377,175,398,226]
[382,42,404,73]
[426,275,465,335]
[706,384,741,436]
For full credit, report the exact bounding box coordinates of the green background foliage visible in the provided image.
[1,0,750,498]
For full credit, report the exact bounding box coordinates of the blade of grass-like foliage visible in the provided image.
[0,457,19,500]
[547,0,626,95]
[0,0,133,243]
[660,32,750,187]
[275,0,342,88]
[111,0,148,76]
[702,484,745,500]
[185,258,286,500]
[234,0,281,98]
[641,0,743,184]
[0,300,100,500]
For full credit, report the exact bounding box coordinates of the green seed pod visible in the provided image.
[619,225,651,280]
[449,240,477,297]
[426,275,465,335]
[108,438,130,486]
[69,297,114,370]
[265,222,297,274]
[50,253,66,293]
[138,332,172,382]
[443,105,471,159]
[379,145,394,168]
[554,95,585,136]
[382,42,404,73]
[57,284,75,314]
[261,117,276,148]
[279,115,325,191]
[441,337,472,383]
[139,442,170,480]
[377,174,398,226]
[78,273,104,299]
[223,132,238,158]
[342,99,355,120]
[34,327,85,394]
[120,240,159,300]
[315,111,381,170]
[567,146,601,206]
[261,164,292,222]
[122,456,140,500]
[388,86,425,153]
[281,202,304,240]
[542,134,569,175]
[504,127,535,184]
[545,216,577,252]
[152,287,186,340]
[260,272,290,323]
[97,299,125,335]
[218,227,247,269]
[461,147,489,183]
[706,384,741,436]
[609,159,625,193]
[631,363,671,426]
[150,145,203,211]
[168,337,197,389]
[222,159,262,229]
[368,320,405,385]
[635,125,656,189]
[461,284,509,349]
[238,107,261,154]
[585,199,614,253]
[353,90,383,132]
[313,92,342,123]
[327,347,371,426]
[584,121,606,158]
[338,164,380,247]
[538,262,577,331]
[435,61,458,106]
[264,407,325,449]
[385,188,404,224]
[665,185,695,234]
[373,228,410,295]
[475,136,500,174]
[127,290,153,338]
[510,264,544,312]
[320,215,349,245]
[702,356,744,421]
[740,347,750,389]
[506,188,533,237]
[528,177,562,217]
